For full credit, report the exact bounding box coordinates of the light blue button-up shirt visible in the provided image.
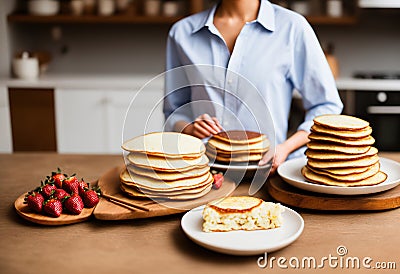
[163,0,343,157]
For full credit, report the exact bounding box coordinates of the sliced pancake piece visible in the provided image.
[307,141,371,154]
[305,147,378,161]
[122,132,205,159]
[127,164,210,181]
[120,168,212,190]
[307,164,370,175]
[212,130,266,145]
[307,162,380,182]
[127,153,209,172]
[121,183,212,200]
[202,196,284,232]
[307,155,379,169]
[207,138,270,153]
[311,124,372,139]
[313,114,369,130]
[308,133,375,146]
[302,166,387,187]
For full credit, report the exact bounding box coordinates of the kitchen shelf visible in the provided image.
[305,15,358,25]
[7,14,185,24]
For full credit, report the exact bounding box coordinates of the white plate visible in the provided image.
[277,157,400,195]
[181,205,304,256]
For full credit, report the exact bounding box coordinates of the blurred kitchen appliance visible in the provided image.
[354,72,400,151]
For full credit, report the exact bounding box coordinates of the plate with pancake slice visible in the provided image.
[181,197,304,255]
[278,157,400,195]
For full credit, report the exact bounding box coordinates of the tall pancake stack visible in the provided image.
[302,114,387,187]
[121,132,213,200]
[206,130,270,164]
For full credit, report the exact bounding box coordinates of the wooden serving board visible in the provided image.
[93,166,237,220]
[15,193,95,225]
[267,176,400,211]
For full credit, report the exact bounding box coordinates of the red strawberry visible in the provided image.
[43,198,63,217]
[40,183,57,199]
[24,192,44,213]
[78,179,89,196]
[51,168,66,189]
[212,173,224,189]
[82,189,99,208]
[62,176,79,194]
[64,194,84,215]
[52,189,69,201]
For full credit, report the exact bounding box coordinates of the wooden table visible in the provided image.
[0,153,399,274]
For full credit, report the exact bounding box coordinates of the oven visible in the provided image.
[355,88,400,151]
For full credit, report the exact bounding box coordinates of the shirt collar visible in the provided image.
[192,0,275,34]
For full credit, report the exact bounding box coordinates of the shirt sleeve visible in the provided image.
[289,17,343,133]
[163,30,193,132]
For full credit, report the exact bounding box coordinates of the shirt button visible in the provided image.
[228,79,233,84]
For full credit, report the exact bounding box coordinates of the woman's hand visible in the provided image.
[259,130,310,175]
[182,114,223,139]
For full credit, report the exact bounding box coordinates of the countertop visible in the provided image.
[0,152,399,274]
[1,75,400,91]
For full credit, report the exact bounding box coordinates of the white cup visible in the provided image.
[144,0,161,16]
[163,1,180,17]
[327,0,343,17]
[13,52,40,80]
[291,1,310,16]
[98,0,115,16]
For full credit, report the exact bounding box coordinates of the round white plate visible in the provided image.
[277,157,400,195]
[181,205,304,256]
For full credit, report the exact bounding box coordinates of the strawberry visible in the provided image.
[51,168,66,189]
[212,173,224,190]
[24,191,44,213]
[39,183,57,199]
[78,179,89,196]
[64,194,84,215]
[82,189,100,208]
[43,198,63,217]
[62,176,79,194]
[52,189,69,201]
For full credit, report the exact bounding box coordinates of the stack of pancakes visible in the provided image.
[302,114,387,187]
[120,132,213,200]
[206,130,270,164]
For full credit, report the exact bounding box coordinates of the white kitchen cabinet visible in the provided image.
[55,88,164,154]
[0,86,12,153]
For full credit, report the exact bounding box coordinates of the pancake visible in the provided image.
[307,155,379,169]
[121,183,212,200]
[305,147,378,161]
[122,132,205,158]
[302,166,387,187]
[206,150,263,163]
[120,168,212,190]
[307,141,371,154]
[313,114,369,130]
[127,164,210,181]
[207,138,270,153]
[308,133,375,146]
[202,196,284,232]
[307,162,380,182]
[129,181,212,196]
[311,124,372,139]
[307,164,370,175]
[212,130,266,145]
[127,153,209,172]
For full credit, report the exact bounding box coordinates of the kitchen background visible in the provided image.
[0,0,399,154]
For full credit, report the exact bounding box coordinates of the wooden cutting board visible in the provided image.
[267,176,400,211]
[93,166,237,220]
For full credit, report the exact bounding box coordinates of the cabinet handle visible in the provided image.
[367,106,400,115]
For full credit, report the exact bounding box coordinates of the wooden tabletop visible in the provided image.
[0,152,399,274]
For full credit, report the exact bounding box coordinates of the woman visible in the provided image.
[163,0,343,173]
